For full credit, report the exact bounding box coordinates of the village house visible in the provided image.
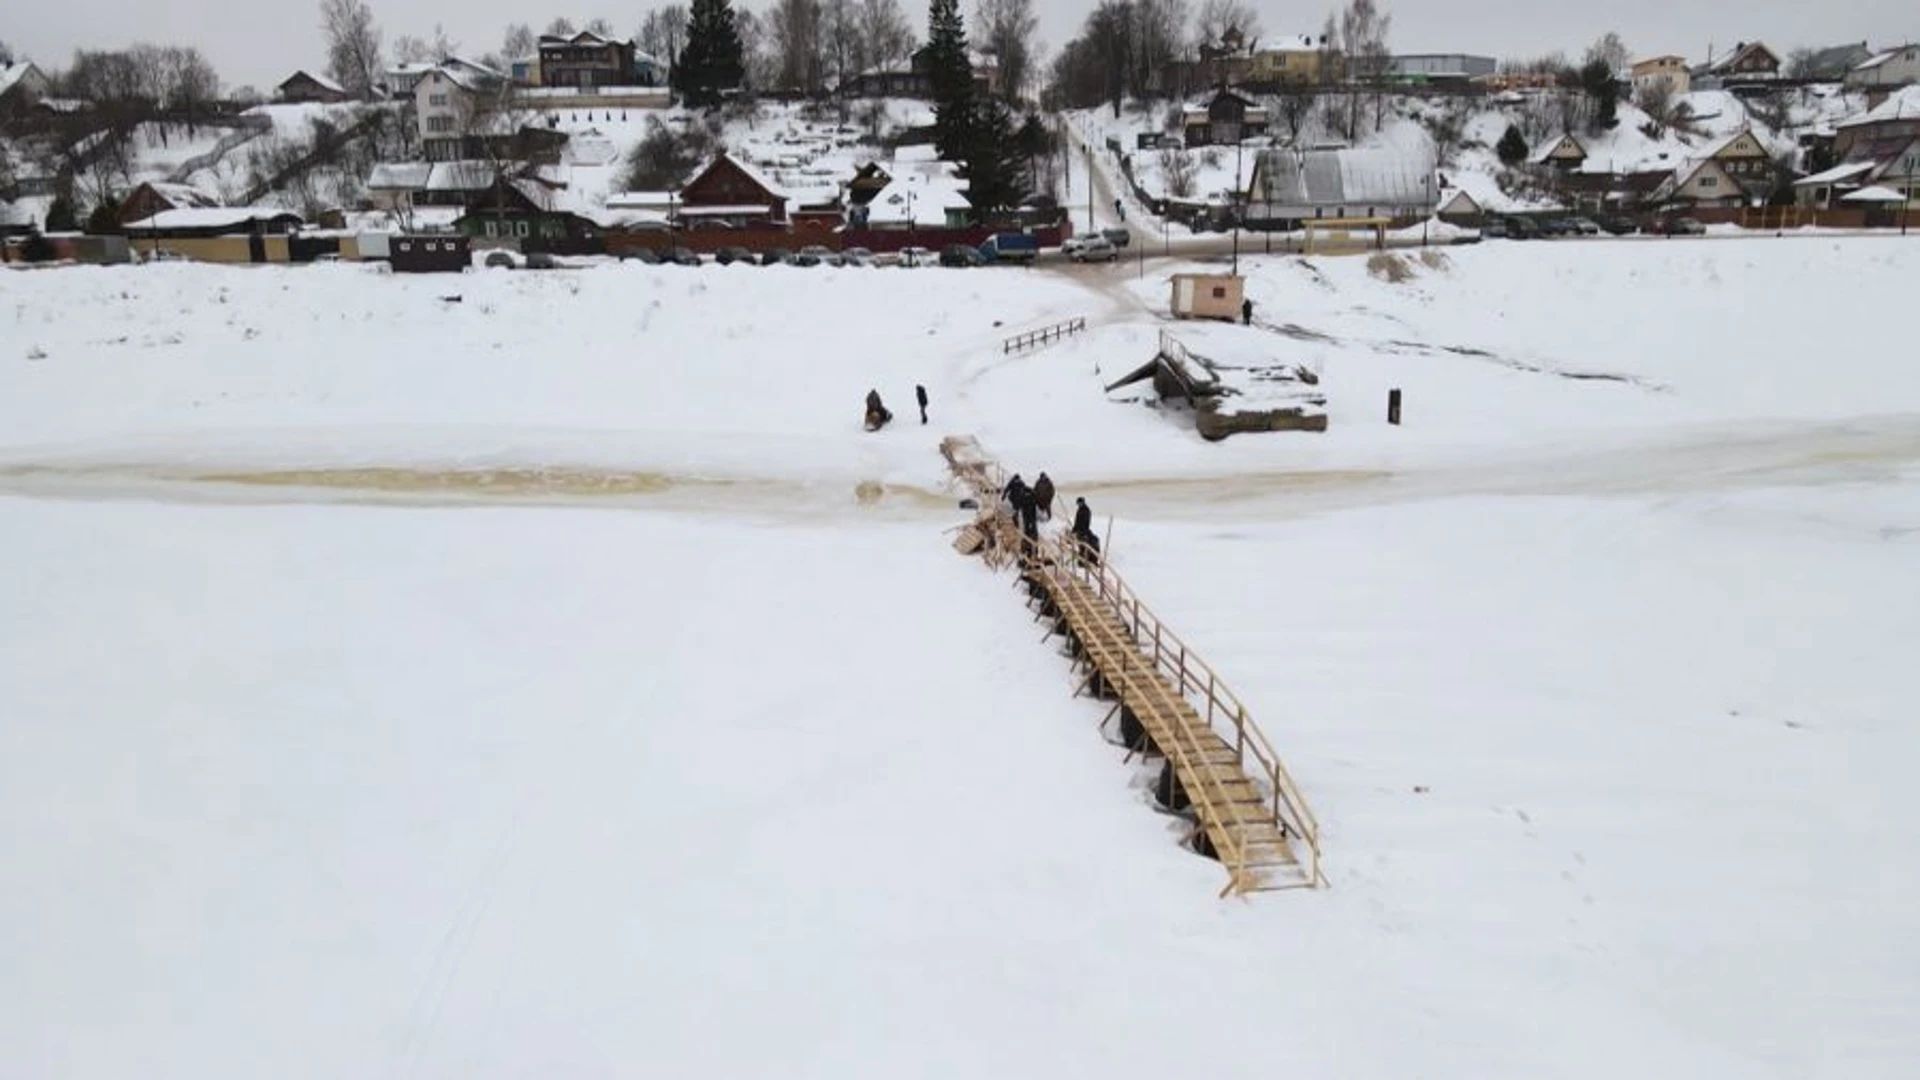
[537,31,651,89]
[1244,35,1336,86]
[841,47,999,99]
[1701,128,1779,202]
[673,153,793,228]
[1845,45,1920,90]
[1651,157,1746,209]
[1693,41,1780,88]
[1530,133,1589,171]
[0,61,50,125]
[115,181,223,227]
[1631,56,1691,98]
[1801,42,1874,80]
[277,70,350,104]
[1181,87,1268,147]
[1244,145,1434,225]
[1385,54,1496,85]
[412,62,511,160]
[1833,86,1920,161]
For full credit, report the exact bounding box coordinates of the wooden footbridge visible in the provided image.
[943,437,1325,895]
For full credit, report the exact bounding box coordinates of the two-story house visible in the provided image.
[1245,35,1335,86]
[1631,55,1691,98]
[1704,128,1779,201]
[537,31,638,89]
[1181,88,1268,147]
[413,63,506,161]
[1694,41,1780,88]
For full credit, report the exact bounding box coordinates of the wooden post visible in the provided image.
[1387,387,1403,425]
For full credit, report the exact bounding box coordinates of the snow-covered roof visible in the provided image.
[1529,134,1585,165]
[1250,147,1434,209]
[1794,161,1876,185]
[1260,34,1320,52]
[863,174,971,226]
[677,203,778,215]
[0,61,47,99]
[368,162,434,189]
[426,161,501,191]
[1842,184,1908,201]
[0,200,34,227]
[1852,49,1900,72]
[125,208,304,230]
[606,191,676,209]
[139,181,224,209]
[282,70,345,94]
[387,62,437,76]
[1837,86,1920,128]
[540,30,632,48]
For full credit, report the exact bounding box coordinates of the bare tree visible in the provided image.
[1635,77,1674,133]
[1583,32,1628,75]
[1784,46,1816,80]
[767,0,827,93]
[1132,0,1188,101]
[504,23,537,59]
[733,8,778,91]
[1499,51,1568,76]
[638,6,690,67]
[1273,84,1316,141]
[822,0,864,91]
[392,35,433,64]
[162,46,221,129]
[1194,0,1260,47]
[976,0,1037,100]
[1338,0,1390,137]
[585,17,616,36]
[321,0,383,97]
[545,17,577,36]
[1160,147,1197,197]
[859,0,915,70]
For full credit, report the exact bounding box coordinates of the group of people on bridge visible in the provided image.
[1002,471,1099,566]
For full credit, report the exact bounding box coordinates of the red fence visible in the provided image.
[605,222,1072,257]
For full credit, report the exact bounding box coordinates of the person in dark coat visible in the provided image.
[1071,496,1092,537]
[916,384,929,424]
[1032,472,1055,522]
[1241,297,1254,326]
[864,388,891,429]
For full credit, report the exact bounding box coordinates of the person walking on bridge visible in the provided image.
[1032,472,1056,522]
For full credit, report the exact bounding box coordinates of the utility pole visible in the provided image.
[1906,157,1914,237]
[1086,145,1095,234]
[1231,138,1243,275]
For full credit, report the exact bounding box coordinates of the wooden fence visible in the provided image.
[1002,316,1088,354]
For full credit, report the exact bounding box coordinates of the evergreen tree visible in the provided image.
[86,198,123,235]
[1496,124,1529,167]
[1579,58,1619,132]
[43,196,78,233]
[21,230,56,263]
[925,0,974,162]
[675,0,746,107]
[962,97,1026,215]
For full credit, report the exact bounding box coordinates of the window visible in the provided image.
[1210,286,1226,298]
[483,221,498,237]
[429,93,448,106]
[1700,176,1717,188]
[426,115,453,133]
[516,221,531,237]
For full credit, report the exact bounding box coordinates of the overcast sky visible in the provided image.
[8,0,1919,93]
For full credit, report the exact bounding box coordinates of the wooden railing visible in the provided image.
[1083,552,1320,886]
[1002,316,1088,354]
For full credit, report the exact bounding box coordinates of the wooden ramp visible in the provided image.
[941,436,1325,896]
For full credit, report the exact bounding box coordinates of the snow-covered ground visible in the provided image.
[3,237,1918,1077]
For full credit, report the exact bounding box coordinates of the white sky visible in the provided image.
[7,0,1920,94]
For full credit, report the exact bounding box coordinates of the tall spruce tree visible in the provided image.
[925,0,974,162]
[963,98,1026,214]
[676,0,746,107]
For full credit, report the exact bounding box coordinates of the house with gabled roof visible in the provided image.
[1180,88,1268,147]
[1845,44,1920,90]
[1696,41,1781,84]
[1530,133,1588,171]
[0,61,50,123]
[116,181,224,227]
[1652,157,1746,209]
[277,70,350,104]
[1701,127,1779,201]
[1801,42,1874,80]
[1631,56,1690,98]
[675,152,792,227]
[1834,86,1920,160]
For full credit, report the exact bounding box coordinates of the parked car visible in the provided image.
[897,245,934,267]
[1596,215,1639,236]
[760,247,794,266]
[1071,236,1118,262]
[1059,236,1088,257]
[1654,216,1705,236]
[940,244,986,267]
[1565,216,1601,236]
[667,247,703,265]
[714,246,754,265]
[1100,226,1131,248]
[522,251,558,270]
[841,246,876,266]
[1536,217,1574,237]
[1481,219,1510,239]
[1503,216,1542,240]
[621,248,663,264]
[798,244,843,267]
[483,250,519,269]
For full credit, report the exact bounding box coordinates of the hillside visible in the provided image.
[1072,82,1873,226]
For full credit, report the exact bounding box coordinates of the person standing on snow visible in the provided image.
[916,384,930,424]
[1242,297,1254,326]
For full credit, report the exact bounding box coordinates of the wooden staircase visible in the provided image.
[942,436,1324,896]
